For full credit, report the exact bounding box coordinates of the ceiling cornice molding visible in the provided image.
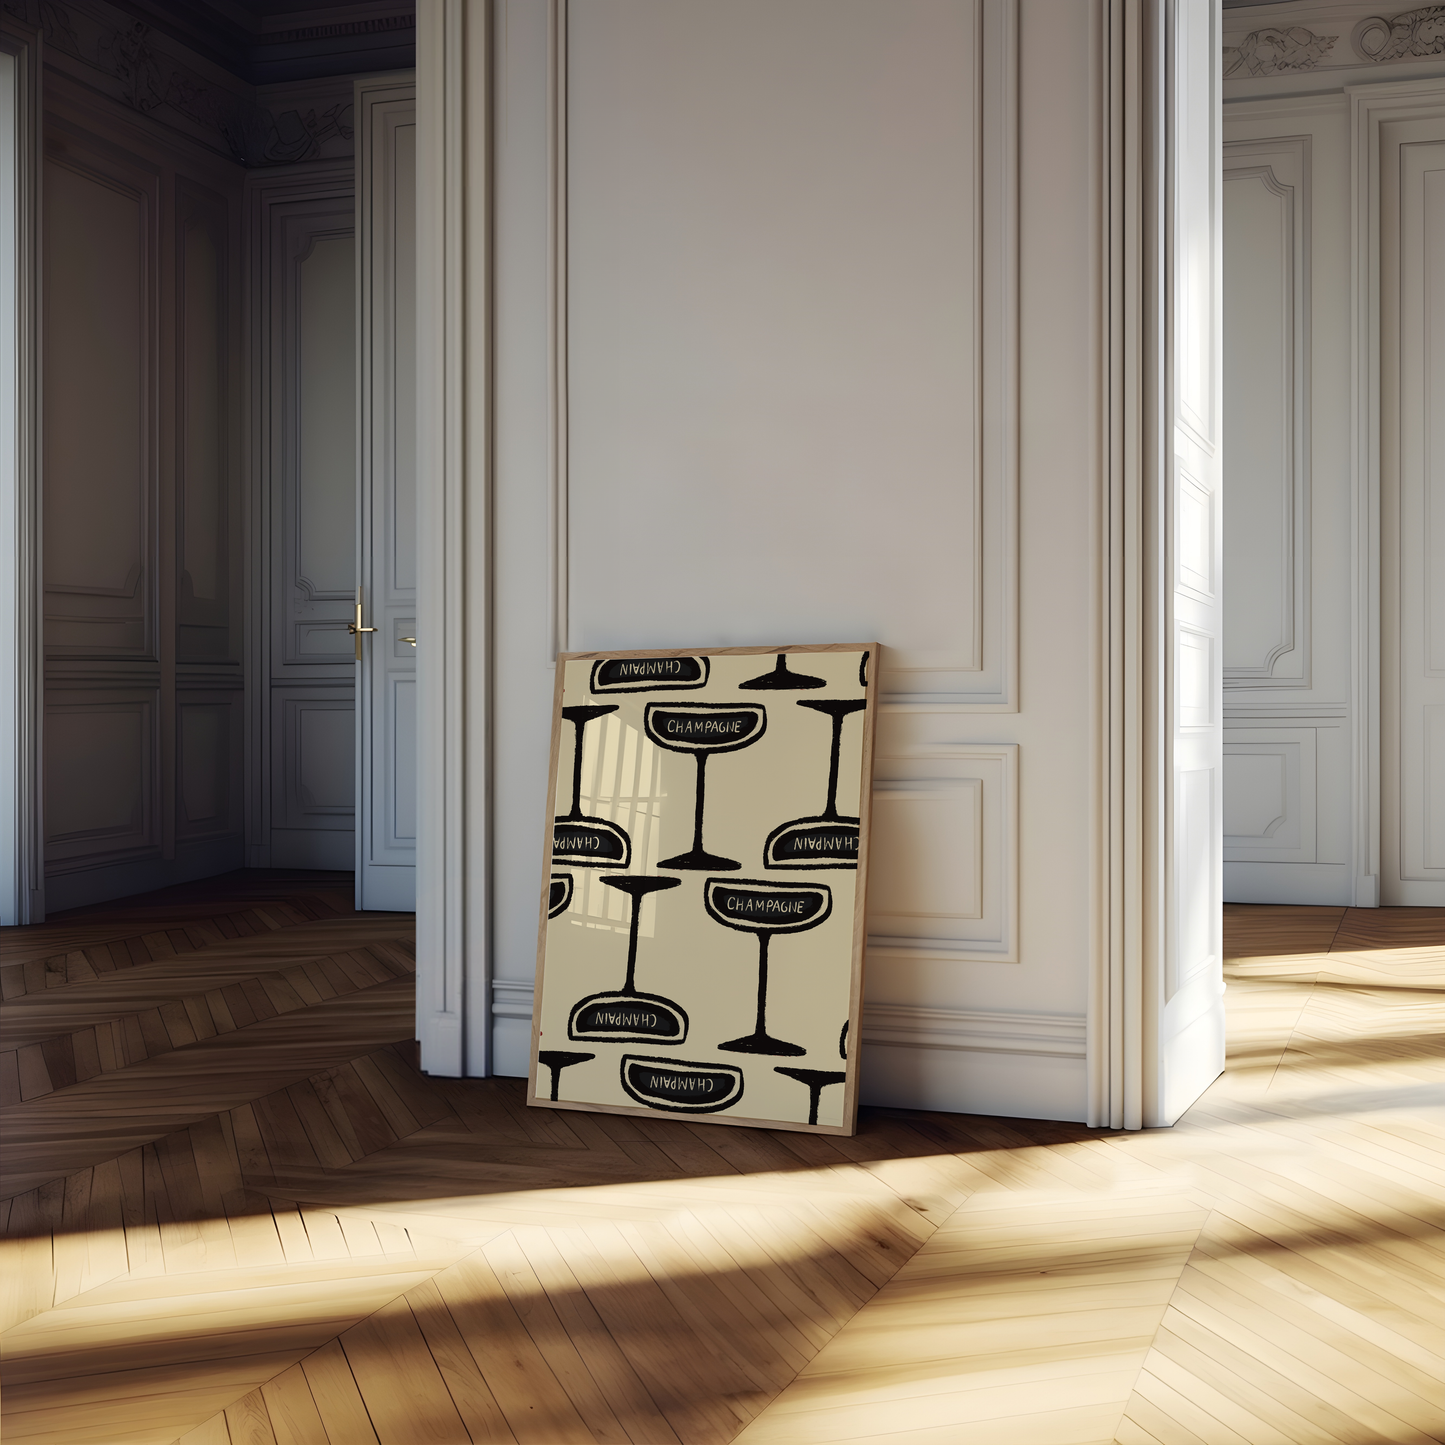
[1223,1,1445,87]
[18,0,372,165]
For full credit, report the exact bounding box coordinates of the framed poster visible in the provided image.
[528,644,878,1135]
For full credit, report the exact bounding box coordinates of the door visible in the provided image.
[1154,0,1225,1124]
[355,77,418,912]
[1381,114,1445,905]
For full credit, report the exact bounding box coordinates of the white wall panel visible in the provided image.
[559,1,1014,711]
[177,693,240,841]
[40,79,246,910]
[867,743,1017,963]
[43,149,152,659]
[1222,92,1356,907]
[1223,138,1309,685]
[1380,117,1445,903]
[1223,726,1316,860]
[177,181,236,664]
[483,0,1066,1115]
[43,691,155,864]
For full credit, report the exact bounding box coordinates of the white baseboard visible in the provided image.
[44,836,245,913]
[1224,861,1352,905]
[486,980,1087,1121]
[859,1042,1087,1122]
[269,830,355,870]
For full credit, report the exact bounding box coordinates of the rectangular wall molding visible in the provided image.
[548,0,1018,711]
[42,142,157,661]
[1224,725,1319,862]
[867,740,1019,964]
[1223,134,1311,688]
[43,688,157,867]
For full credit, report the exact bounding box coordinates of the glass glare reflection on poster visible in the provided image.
[529,645,877,1135]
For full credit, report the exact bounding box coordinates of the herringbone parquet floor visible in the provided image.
[1,874,1442,1444]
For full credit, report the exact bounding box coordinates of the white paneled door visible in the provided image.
[1381,112,1445,905]
[355,77,417,912]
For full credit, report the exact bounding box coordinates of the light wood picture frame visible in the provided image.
[528,643,879,1135]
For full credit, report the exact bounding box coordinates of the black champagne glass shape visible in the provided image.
[739,652,826,690]
[548,873,574,919]
[705,877,832,1056]
[774,1067,846,1127]
[553,705,631,868]
[763,698,868,869]
[568,875,688,1044]
[537,1050,594,1101]
[620,1054,745,1113]
[645,702,767,870]
[590,654,709,693]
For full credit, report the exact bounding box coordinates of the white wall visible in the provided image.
[1222,1,1445,906]
[417,0,1223,1128]
[40,74,246,913]
[482,0,1103,1122]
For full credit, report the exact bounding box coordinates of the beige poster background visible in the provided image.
[530,647,874,1131]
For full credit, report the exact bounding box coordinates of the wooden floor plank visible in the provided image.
[299,1338,380,1445]
[405,1275,521,1444]
[339,1295,470,1444]
[260,1361,331,1445]
[3,881,1441,1445]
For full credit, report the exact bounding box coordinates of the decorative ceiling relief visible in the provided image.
[1223,26,1338,77]
[6,0,359,165]
[1354,6,1445,60]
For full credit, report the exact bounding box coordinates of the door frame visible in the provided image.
[415,1,492,1075]
[0,16,41,926]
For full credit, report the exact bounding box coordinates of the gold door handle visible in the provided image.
[400,637,416,646]
[348,587,377,661]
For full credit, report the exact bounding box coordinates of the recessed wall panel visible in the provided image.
[1222,137,1308,687]
[565,0,988,691]
[296,233,356,603]
[177,695,240,840]
[44,692,156,863]
[178,184,232,662]
[43,155,150,657]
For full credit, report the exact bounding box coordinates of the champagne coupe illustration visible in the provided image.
[548,873,574,919]
[774,1067,846,1127]
[763,699,868,869]
[739,652,826,691]
[553,705,632,869]
[568,875,689,1044]
[536,1050,594,1101]
[645,702,767,870]
[705,878,833,1056]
